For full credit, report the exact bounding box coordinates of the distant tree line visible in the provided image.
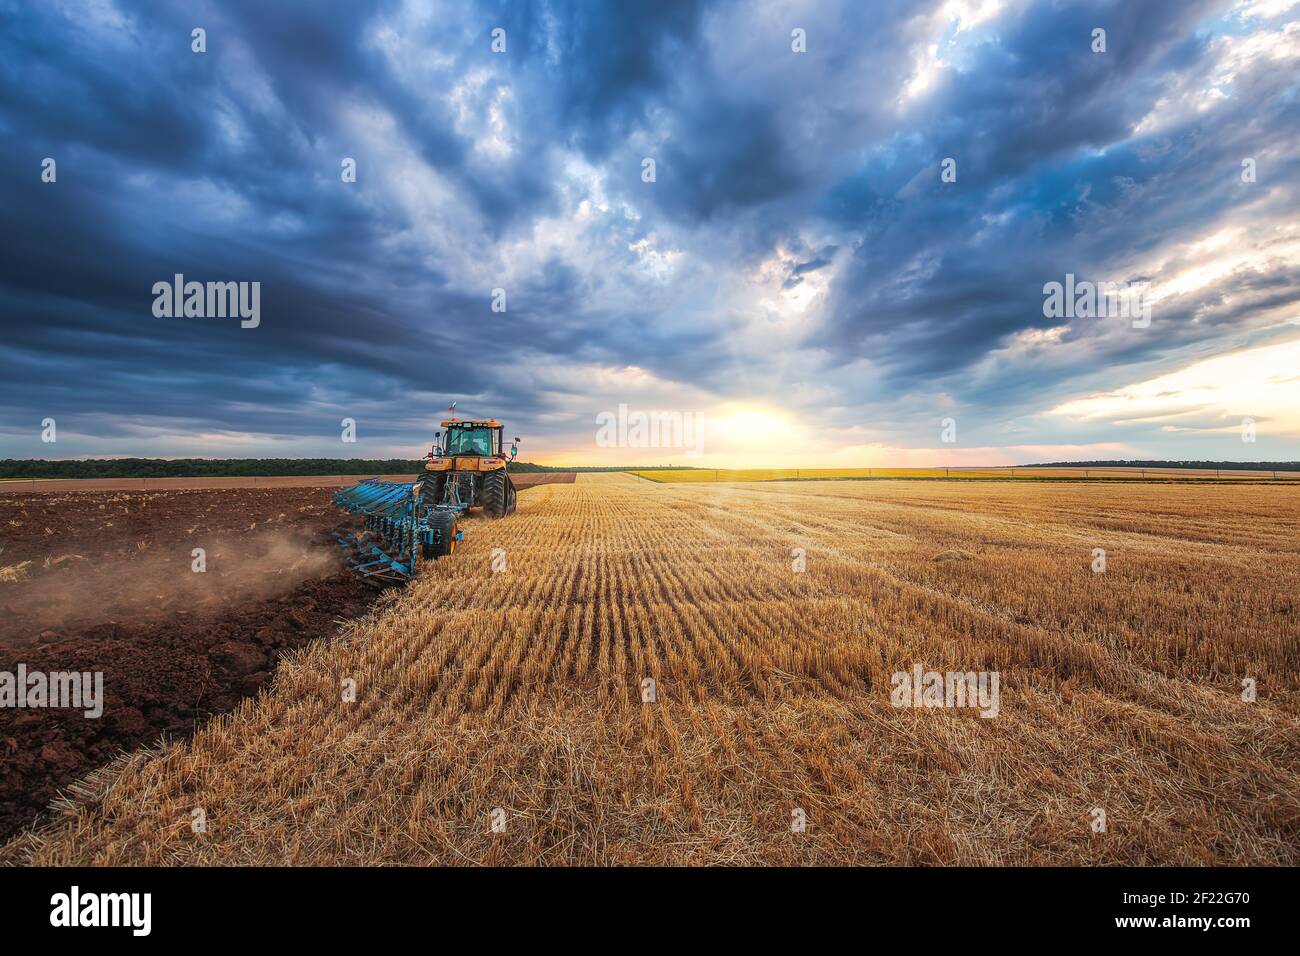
[0,458,428,479]
[1022,459,1300,471]
[0,459,703,479]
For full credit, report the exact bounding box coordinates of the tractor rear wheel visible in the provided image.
[423,510,458,559]
[482,470,513,518]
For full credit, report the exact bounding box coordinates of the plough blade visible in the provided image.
[333,477,464,584]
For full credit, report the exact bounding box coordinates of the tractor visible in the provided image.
[418,418,520,518]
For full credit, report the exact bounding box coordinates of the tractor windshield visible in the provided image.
[444,427,495,457]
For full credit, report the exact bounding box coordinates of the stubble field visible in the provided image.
[4,473,1297,865]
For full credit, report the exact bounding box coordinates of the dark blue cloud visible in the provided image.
[1,0,1297,460]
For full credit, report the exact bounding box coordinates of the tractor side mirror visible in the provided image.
[510,438,519,460]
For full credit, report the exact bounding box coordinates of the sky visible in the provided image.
[1,0,1298,467]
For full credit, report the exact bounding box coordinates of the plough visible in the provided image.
[333,477,465,585]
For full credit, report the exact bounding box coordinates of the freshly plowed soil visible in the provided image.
[511,472,576,488]
[0,473,575,842]
[0,487,374,842]
[0,470,579,494]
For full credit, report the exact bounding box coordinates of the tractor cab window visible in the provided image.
[445,427,495,457]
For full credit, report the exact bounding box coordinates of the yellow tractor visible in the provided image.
[419,418,519,517]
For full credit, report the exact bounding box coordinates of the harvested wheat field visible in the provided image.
[5,473,1298,866]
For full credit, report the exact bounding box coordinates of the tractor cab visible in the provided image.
[437,420,507,459]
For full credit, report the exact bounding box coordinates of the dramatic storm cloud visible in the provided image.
[1,0,1297,464]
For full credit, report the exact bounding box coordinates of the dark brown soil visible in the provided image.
[511,472,576,489]
[0,487,376,843]
[0,475,575,844]
[0,470,579,494]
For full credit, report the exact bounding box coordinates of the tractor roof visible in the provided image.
[441,419,502,428]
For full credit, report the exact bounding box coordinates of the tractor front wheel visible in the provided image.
[482,470,514,518]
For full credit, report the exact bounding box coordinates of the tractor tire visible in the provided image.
[423,510,459,559]
[482,470,513,518]
[421,472,447,505]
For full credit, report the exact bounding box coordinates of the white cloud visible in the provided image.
[1048,337,1300,437]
